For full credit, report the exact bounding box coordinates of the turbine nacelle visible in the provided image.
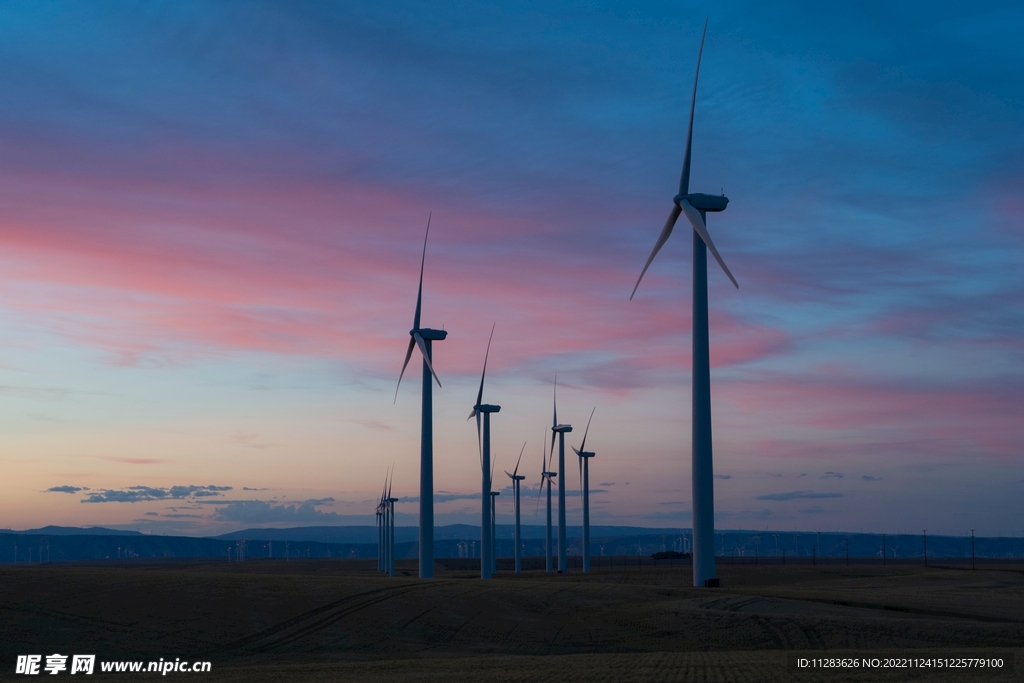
[474,404,501,414]
[675,193,729,213]
[413,328,448,341]
[552,424,573,433]
[572,447,595,458]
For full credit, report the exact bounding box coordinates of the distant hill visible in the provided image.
[3,526,143,536]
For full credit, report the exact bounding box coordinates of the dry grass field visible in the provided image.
[2,559,1022,681]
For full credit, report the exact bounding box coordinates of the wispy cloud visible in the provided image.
[212,498,339,523]
[46,485,87,494]
[756,491,843,501]
[80,485,232,503]
[99,457,168,465]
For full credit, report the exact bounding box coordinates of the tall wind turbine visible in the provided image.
[386,476,398,577]
[549,379,572,573]
[381,469,392,576]
[396,215,448,579]
[490,490,500,574]
[505,443,527,573]
[376,477,385,572]
[468,325,499,580]
[538,433,557,573]
[572,408,596,573]
[630,19,738,588]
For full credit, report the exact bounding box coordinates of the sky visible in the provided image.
[1,0,1021,537]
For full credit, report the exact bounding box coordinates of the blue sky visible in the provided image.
[0,1,1021,536]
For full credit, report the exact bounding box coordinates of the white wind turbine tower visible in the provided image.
[490,490,500,574]
[386,476,398,577]
[395,215,448,579]
[572,408,597,573]
[537,433,557,573]
[468,325,499,580]
[376,476,387,573]
[629,19,738,588]
[505,443,527,573]
[549,378,572,573]
[381,469,392,576]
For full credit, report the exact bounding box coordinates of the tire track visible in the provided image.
[220,583,431,654]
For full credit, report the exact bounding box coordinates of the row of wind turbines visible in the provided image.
[380,323,601,580]
[379,20,736,588]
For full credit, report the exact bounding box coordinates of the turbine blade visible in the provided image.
[552,375,558,428]
[678,18,708,197]
[413,213,431,330]
[680,199,738,288]
[630,204,683,300]
[579,407,595,453]
[513,441,525,477]
[540,429,547,476]
[491,450,499,493]
[476,411,483,471]
[395,337,416,402]
[477,323,495,409]
[467,407,477,421]
[572,446,582,456]
[413,331,443,387]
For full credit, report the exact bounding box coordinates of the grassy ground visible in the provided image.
[1,559,1021,681]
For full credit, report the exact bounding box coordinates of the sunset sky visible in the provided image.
[1,1,1021,537]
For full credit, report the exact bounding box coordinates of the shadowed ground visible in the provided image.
[1,559,1021,681]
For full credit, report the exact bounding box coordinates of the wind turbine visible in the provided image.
[490,490,500,573]
[549,378,572,573]
[376,475,387,572]
[386,475,399,577]
[395,215,448,579]
[538,432,557,573]
[468,325,499,580]
[629,19,738,589]
[572,408,596,573]
[505,443,527,573]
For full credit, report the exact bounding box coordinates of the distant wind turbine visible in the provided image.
[549,378,573,573]
[376,475,387,573]
[629,18,738,589]
[468,325,499,580]
[386,475,398,577]
[572,408,596,573]
[538,432,557,573]
[395,215,448,579]
[505,443,527,573]
[490,490,500,574]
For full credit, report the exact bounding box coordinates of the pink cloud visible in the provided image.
[726,370,1022,459]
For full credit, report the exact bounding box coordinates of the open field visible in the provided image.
[2,560,1022,681]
